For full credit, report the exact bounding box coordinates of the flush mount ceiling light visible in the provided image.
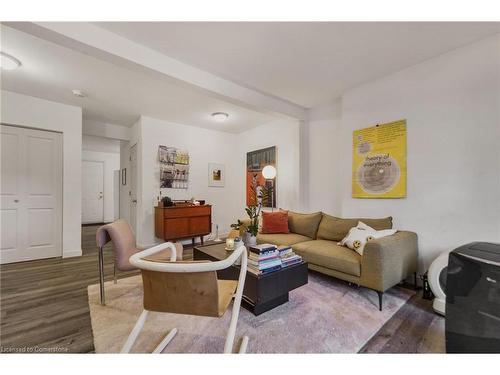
[0,52,22,70]
[72,89,86,98]
[211,112,229,122]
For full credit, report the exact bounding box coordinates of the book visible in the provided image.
[248,258,282,269]
[278,248,294,257]
[249,244,277,254]
[282,257,302,266]
[248,264,282,275]
[249,250,279,261]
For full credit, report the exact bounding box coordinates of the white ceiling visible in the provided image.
[0,25,275,132]
[96,22,500,108]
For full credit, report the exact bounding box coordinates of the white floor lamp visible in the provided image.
[262,165,277,211]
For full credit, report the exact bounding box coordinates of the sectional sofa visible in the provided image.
[242,211,418,310]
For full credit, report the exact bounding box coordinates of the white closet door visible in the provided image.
[82,160,104,224]
[1,125,63,264]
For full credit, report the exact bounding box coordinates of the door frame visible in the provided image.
[81,159,105,224]
[129,143,138,235]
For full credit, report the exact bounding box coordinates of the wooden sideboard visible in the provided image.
[155,204,212,245]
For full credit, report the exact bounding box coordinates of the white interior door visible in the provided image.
[1,125,62,264]
[82,160,104,224]
[129,144,137,235]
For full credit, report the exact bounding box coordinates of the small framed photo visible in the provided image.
[208,163,225,187]
[121,168,127,185]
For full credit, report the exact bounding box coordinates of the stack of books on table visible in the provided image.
[278,245,303,268]
[247,244,281,275]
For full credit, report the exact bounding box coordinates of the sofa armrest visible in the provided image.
[360,231,418,292]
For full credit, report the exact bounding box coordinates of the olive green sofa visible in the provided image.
[241,211,418,310]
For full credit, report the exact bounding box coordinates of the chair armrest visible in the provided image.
[360,231,418,292]
[131,242,178,265]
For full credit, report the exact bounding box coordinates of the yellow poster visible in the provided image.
[352,120,406,198]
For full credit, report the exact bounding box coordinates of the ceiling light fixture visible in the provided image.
[211,112,229,122]
[72,89,86,98]
[0,52,22,70]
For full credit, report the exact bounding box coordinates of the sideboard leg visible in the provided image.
[191,238,195,247]
[200,236,204,245]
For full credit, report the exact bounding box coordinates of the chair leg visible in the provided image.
[238,336,249,353]
[377,291,383,311]
[223,253,248,353]
[152,328,178,354]
[98,246,105,305]
[113,262,117,284]
[121,310,149,353]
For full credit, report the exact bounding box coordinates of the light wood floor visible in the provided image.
[0,225,440,353]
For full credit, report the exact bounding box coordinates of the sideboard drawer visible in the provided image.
[164,218,190,239]
[163,205,211,219]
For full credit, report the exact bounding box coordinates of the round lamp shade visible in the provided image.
[262,165,277,179]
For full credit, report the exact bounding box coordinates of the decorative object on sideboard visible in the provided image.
[213,223,222,242]
[161,196,173,207]
[121,168,127,185]
[158,145,189,189]
[352,120,406,199]
[208,163,225,187]
[246,146,277,208]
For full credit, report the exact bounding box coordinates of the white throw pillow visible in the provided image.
[339,221,397,255]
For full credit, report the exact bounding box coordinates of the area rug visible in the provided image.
[87,272,414,353]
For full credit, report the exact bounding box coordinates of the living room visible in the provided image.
[1,1,500,373]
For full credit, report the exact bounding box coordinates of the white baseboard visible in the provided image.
[63,249,82,258]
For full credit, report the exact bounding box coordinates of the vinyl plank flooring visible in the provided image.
[1,225,442,353]
[360,293,444,353]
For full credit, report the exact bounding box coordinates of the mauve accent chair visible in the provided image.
[96,219,183,305]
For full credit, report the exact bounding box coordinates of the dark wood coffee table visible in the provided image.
[194,242,308,315]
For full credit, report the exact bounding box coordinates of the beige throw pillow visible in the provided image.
[339,221,397,255]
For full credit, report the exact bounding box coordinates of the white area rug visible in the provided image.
[88,272,414,353]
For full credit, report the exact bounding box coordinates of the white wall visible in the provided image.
[82,135,120,223]
[82,134,121,153]
[134,116,240,247]
[1,90,83,258]
[307,99,343,214]
[330,35,500,270]
[82,119,131,141]
[238,119,301,213]
[122,116,302,247]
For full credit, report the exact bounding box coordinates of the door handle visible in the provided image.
[14,199,19,203]
[132,199,137,203]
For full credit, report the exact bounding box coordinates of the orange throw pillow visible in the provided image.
[261,211,290,234]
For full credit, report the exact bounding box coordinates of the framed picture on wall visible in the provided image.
[121,168,127,185]
[246,146,277,208]
[208,163,225,187]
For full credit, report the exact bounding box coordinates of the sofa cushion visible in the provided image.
[282,210,323,239]
[317,213,393,241]
[261,211,289,234]
[257,233,312,246]
[292,240,361,276]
